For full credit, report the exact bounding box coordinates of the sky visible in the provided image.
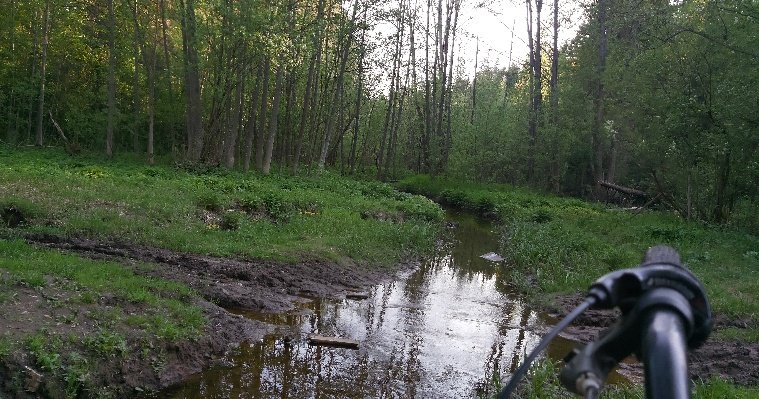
[456,0,585,78]
[361,0,586,92]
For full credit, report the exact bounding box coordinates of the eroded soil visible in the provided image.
[548,294,759,386]
[0,235,404,398]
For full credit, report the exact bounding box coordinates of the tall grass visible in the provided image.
[0,148,443,267]
[398,175,759,325]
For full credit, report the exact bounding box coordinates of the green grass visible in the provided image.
[0,239,203,339]
[490,359,759,398]
[0,147,443,266]
[398,175,759,328]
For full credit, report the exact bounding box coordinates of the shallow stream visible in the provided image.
[161,211,581,398]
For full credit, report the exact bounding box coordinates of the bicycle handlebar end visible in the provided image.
[643,245,682,267]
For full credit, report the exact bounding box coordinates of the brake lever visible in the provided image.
[560,246,713,395]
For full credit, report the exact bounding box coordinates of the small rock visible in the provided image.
[480,252,504,262]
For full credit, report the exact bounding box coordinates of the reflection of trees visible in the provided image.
[169,211,547,398]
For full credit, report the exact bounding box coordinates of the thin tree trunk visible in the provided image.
[180,0,204,162]
[471,37,478,125]
[223,68,244,169]
[34,0,50,147]
[422,0,432,173]
[26,9,41,143]
[527,0,543,181]
[106,0,117,158]
[131,0,141,153]
[243,62,262,172]
[256,57,271,171]
[318,0,360,170]
[159,0,176,152]
[263,64,284,175]
[591,0,608,197]
[549,0,560,192]
[441,0,460,172]
[349,5,368,174]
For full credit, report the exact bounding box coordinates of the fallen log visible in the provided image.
[346,292,370,300]
[307,334,359,349]
[597,181,648,198]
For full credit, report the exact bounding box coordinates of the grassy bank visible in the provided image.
[398,176,759,329]
[0,148,445,397]
[0,239,205,397]
[494,359,759,399]
[399,176,759,397]
[0,148,443,266]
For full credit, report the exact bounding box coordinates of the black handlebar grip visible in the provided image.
[643,245,681,267]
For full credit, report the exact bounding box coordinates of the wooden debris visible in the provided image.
[346,291,370,300]
[307,334,359,349]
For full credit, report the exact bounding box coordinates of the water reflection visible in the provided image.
[161,211,558,399]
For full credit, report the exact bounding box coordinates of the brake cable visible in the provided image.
[497,296,597,399]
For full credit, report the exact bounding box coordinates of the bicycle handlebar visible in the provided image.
[559,245,712,399]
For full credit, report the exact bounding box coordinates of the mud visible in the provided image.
[547,293,759,386]
[3,233,756,397]
[0,234,405,398]
[28,234,397,314]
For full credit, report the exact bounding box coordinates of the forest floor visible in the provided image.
[1,150,758,398]
[3,232,758,398]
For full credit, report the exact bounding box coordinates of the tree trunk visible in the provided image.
[262,64,284,175]
[223,69,244,169]
[106,0,117,158]
[317,0,360,171]
[591,0,608,197]
[422,0,432,173]
[243,62,262,172]
[255,57,271,171]
[441,0,460,172]
[180,0,204,162]
[549,0,560,192]
[471,37,478,125]
[527,0,543,182]
[34,0,50,147]
[131,0,141,153]
[159,0,176,152]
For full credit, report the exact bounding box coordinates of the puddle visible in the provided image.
[160,211,601,398]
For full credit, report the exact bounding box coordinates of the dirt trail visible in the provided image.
[1,235,404,398]
[30,234,393,314]
[3,234,756,397]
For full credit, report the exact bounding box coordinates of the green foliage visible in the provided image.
[0,148,441,266]
[0,337,14,360]
[399,176,759,331]
[26,332,63,372]
[85,330,128,358]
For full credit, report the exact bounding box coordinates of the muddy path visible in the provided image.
[6,227,758,398]
[0,234,406,398]
[28,233,402,314]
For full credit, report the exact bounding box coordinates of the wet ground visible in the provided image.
[10,212,757,398]
[158,211,583,399]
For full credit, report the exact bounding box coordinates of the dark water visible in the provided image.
[161,211,585,399]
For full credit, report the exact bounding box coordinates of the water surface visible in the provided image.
[162,211,580,398]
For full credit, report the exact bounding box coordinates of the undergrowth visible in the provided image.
[398,175,759,331]
[0,147,443,266]
[482,359,759,398]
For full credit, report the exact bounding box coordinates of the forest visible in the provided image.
[1,0,757,233]
[1,1,759,397]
